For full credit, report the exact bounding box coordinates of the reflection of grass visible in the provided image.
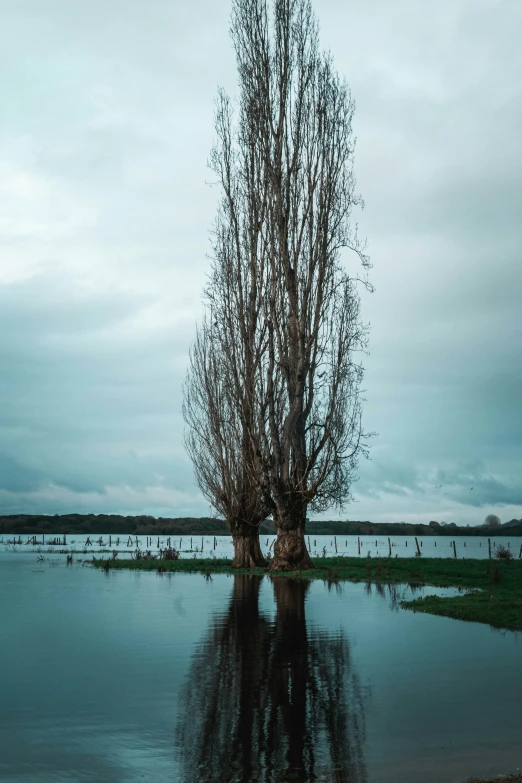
[91,555,522,631]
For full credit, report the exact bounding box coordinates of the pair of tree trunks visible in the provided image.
[231,524,313,570]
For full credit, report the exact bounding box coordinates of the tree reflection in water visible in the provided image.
[176,575,368,782]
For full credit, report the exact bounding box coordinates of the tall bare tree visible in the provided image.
[185,0,370,570]
[183,314,268,567]
[229,0,371,569]
[182,83,271,567]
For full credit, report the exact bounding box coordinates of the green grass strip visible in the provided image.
[90,555,522,631]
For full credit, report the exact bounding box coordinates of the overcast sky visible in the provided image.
[1,0,521,525]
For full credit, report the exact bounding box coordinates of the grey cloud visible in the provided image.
[0,453,46,492]
[0,275,149,340]
[355,452,422,498]
[1,0,521,523]
[432,465,522,509]
[354,455,522,515]
[0,273,194,506]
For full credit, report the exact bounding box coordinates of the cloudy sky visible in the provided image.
[1,0,521,525]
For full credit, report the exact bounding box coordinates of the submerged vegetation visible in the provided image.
[91,555,522,632]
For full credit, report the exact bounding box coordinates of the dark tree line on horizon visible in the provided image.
[183,0,371,570]
[2,514,521,536]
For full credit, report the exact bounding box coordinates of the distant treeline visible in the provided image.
[0,514,234,536]
[1,514,522,537]
[305,519,522,537]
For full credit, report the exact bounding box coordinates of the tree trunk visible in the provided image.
[231,526,267,568]
[269,522,313,571]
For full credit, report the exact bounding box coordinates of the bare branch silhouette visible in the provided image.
[230,0,371,569]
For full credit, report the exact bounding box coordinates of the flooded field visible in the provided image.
[0,549,521,782]
[1,533,517,560]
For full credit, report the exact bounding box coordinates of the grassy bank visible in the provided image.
[91,555,522,631]
[467,777,522,783]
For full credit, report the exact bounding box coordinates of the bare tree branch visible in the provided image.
[228,0,372,569]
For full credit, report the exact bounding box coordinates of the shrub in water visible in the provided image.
[494,544,513,562]
[160,546,180,561]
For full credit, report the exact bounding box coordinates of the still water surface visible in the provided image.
[1,551,521,783]
[1,533,515,559]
